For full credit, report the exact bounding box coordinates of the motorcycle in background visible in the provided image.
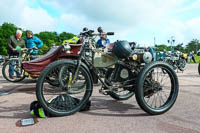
[164,51,186,72]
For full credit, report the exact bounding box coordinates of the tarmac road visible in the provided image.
[0,64,200,133]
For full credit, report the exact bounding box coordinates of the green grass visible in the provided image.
[194,56,200,63]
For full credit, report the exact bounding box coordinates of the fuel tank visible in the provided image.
[93,52,118,68]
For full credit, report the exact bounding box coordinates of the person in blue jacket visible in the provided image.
[25,30,43,59]
[147,46,154,61]
[97,33,110,48]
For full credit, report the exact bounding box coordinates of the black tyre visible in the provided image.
[36,60,93,117]
[198,63,200,75]
[2,60,25,82]
[105,68,134,100]
[135,61,179,115]
[178,59,186,71]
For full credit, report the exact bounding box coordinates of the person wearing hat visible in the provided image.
[25,30,43,60]
[7,29,25,79]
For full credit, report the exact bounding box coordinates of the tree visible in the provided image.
[174,43,184,52]
[59,32,74,44]
[185,39,200,54]
[154,44,170,51]
[0,22,18,55]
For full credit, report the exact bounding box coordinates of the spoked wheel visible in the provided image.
[105,68,134,100]
[178,59,186,71]
[135,61,179,115]
[2,60,25,82]
[36,60,93,117]
[59,65,87,94]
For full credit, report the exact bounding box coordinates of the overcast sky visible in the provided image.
[1,0,200,47]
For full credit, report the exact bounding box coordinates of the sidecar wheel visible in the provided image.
[36,60,93,117]
[135,61,179,115]
[2,60,25,82]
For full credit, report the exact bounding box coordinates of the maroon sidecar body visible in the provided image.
[22,44,81,75]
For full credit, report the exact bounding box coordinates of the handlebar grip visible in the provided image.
[107,32,114,35]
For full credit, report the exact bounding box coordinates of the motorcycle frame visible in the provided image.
[70,34,115,90]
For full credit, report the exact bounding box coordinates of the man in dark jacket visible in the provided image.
[7,29,25,79]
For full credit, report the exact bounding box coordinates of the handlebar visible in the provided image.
[80,28,114,37]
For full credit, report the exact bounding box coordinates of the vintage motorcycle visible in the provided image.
[164,51,186,72]
[36,28,179,116]
[2,44,82,82]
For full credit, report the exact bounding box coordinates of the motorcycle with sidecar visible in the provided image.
[35,27,179,116]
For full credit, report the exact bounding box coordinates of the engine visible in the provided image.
[105,62,136,91]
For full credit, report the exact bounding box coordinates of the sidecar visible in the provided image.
[22,44,82,75]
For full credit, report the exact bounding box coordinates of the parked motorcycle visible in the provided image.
[164,51,186,71]
[36,27,179,116]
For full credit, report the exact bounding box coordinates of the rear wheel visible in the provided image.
[105,68,134,100]
[36,60,93,117]
[135,61,179,115]
[2,60,25,82]
[198,63,200,75]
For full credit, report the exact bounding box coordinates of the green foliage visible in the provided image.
[154,44,170,51]
[155,39,200,54]
[0,22,18,55]
[185,39,200,54]
[39,44,49,54]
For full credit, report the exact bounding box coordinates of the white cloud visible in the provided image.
[19,7,57,33]
[0,0,57,33]
[163,18,200,45]
[41,0,192,44]
[1,0,200,45]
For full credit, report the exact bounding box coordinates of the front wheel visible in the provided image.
[198,63,200,75]
[36,60,93,117]
[135,61,179,115]
[178,59,186,71]
[2,60,25,82]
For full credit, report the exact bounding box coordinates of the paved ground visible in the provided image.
[0,64,200,133]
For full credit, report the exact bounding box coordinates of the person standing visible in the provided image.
[189,51,196,63]
[7,29,25,79]
[25,30,43,60]
[147,46,154,61]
